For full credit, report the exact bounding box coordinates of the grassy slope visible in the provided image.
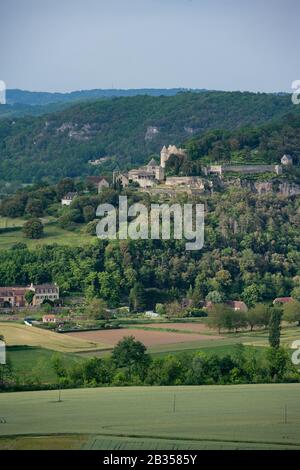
[0,222,94,249]
[150,343,266,358]
[6,346,84,383]
[0,384,299,450]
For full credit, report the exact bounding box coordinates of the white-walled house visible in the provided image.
[61,192,77,206]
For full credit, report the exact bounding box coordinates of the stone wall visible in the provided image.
[204,164,282,175]
[223,164,282,175]
[165,177,205,189]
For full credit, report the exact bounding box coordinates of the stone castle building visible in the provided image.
[114,158,164,188]
[114,145,188,188]
[113,146,292,190]
[160,145,187,168]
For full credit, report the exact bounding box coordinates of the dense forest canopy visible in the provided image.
[0,188,299,309]
[0,91,297,183]
[186,113,300,166]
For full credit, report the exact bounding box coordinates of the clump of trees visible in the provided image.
[207,304,247,333]
[283,300,300,326]
[207,303,279,334]
[22,218,44,239]
[47,337,299,390]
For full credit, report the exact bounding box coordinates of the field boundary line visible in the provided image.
[0,432,300,448]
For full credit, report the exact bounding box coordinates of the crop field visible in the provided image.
[66,328,221,348]
[136,322,212,333]
[243,326,300,348]
[0,384,299,450]
[0,323,107,353]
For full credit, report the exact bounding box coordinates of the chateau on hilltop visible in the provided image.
[114,145,189,188]
[113,145,294,190]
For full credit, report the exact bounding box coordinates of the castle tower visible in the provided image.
[160,145,169,168]
[155,165,165,181]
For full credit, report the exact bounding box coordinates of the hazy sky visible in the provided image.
[0,0,299,92]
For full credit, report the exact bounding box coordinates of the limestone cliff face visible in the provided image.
[221,178,300,196]
[145,126,159,141]
[278,182,300,196]
[253,182,273,195]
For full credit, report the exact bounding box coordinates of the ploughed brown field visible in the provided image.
[66,328,221,348]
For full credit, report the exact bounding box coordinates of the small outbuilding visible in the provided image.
[281,155,293,166]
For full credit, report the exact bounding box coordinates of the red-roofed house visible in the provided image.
[42,314,58,323]
[273,297,293,305]
[226,300,248,312]
[0,287,27,308]
[0,283,60,308]
[203,300,248,312]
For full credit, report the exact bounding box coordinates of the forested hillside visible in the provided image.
[0,91,296,183]
[186,113,300,165]
[0,187,299,307]
[165,113,300,177]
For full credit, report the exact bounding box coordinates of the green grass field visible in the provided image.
[0,216,26,228]
[0,220,94,249]
[150,343,266,358]
[6,346,84,383]
[0,384,299,450]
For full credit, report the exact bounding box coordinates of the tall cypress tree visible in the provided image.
[268,308,283,349]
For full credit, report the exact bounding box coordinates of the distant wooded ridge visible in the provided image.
[0,91,298,183]
[6,88,209,106]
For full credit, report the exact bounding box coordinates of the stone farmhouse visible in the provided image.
[0,283,60,308]
[87,176,110,193]
[0,287,28,308]
[30,283,60,307]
